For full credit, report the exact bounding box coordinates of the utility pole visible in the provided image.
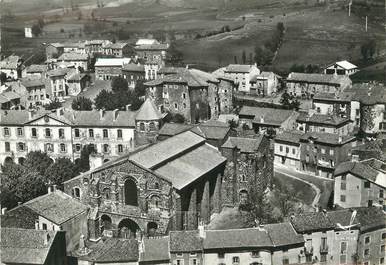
[348,0,352,16]
[365,16,368,32]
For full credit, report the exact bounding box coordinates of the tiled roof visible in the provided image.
[0,90,21,102]
[349,83,386,105]
[169,230,203,252]
[222,136,264,153]
[334,160,385,188]
[58,52,89,61]
[122,63,145,72]
[95,58,132,67]
[25,64,47,73]
[155,143,227,190]
[158,66,181,75]
[0,55,21,69]
[0,205,38,229]
[297,113,350,126]
[291,207,385,233]
[144,68,218,87]
[141,237,170,262]
[76,80,112,100]
[300,132,355,145]
[24,190,88,225]
[326,60,357,70]
[275,130,303,145]
[130,131,206,169]
[103,42,128,49]
[265,222,304,247]
[287,72,351,85]
[191,122,230,140]
[135,43,169,50]
[135,98,163,121]
[239,106,296,127]
[158,123,194,137]
[204,228,272,249]
[80,238,138,262]
[64,110,137,127]
[225,64,255,73]
[0,228,57,264]
[290,212,335,233]
[21,77,46,88]
[47,67,71,77]
[313,91,354,102]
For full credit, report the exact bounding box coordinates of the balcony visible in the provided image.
[320,245,328,253]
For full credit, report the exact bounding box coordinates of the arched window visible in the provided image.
[149,122,156,131]
[58,128,65,139]
[154,182,159,190]
[150,195,160,209]
[103,188,110,200]
[124,178,138,206]
[103,129,108,138]
[139,122,145,131]
[147,222,158,237]
[45,128,51,138]
[72,187,81,199]
[118,144,123,153]
[60,143,66,153]
[100,215,112,231]
[239,190,248,205]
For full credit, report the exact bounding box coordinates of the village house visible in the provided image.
[224,64,260,93]
[134,43,169,66]
[62,42,86,54]
[18,77,50,108]
[351,140,385,162]
[0,90,22,110]
[63,131,227,240]
[47,68,72,100]
[324,60,359,76]
[66,72,91,96]
[85,40,112,55]
[0,55,24,80]
[221,135,273,205]
[24,64,47,78]
[102,42,131,58]
[274,130,304,171]
[145,68,227,123]
[135,98,164,135]
[296,112,353,136]
[238,106,299,135]
[348,83,386,136]
[144,60,160,80]
[122,63,146,89]
[299,132,357,178]
[312,91,360,128]
[95,58,132,81]
[286,73,352,99]
[249,71,281,97]
[0,228,67,265]
[334,158,386,209]
[45,43,65,59]
[0,109,136,165]
[170,223,305,265]
[57,52,90,71]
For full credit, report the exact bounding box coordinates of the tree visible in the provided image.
[280,91,299,110]
[94,89,116,110]
[165,41,183,66]
[234,55,238,64]
[171,113,185,123]
[111,76,128,93]
[44,99,62,110]
[72,96,93,111]
[130,93,144,111]
[241,50,247,64]
[277,22,285,35]
[45,158,78,189]
[31,24,42,36]
[24,151,53,176]
[75,144,94,173]
[134,80,146,97]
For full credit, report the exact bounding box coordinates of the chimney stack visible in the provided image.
[338,135,342,144]
[198,221,206,239]
[99,109,105,120]
[260,115,265,123]
[28,110,34,120]
[43,233,50,246]
[56,108,64,116]
[35,220,39,230]
[1,208,7,215]
[113,109,119,121]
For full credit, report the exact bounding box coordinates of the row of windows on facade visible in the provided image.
[3,127,125,139]
[4,142,126,154]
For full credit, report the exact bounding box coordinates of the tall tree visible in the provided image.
[72,96,93,111]
[45,158,78,189]
[111,76,128,93]
[24,151,53,176]
[241,50,247,64]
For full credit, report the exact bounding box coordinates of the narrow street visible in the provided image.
[274,163,334,211]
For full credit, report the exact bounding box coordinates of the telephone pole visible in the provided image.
[348,0,352,16]
[365,16,368,32]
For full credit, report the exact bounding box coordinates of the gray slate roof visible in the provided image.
[239,106,296,127]
[287,72,351,85]
[222,136,264,153]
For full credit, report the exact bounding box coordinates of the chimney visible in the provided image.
[260,115,264,123]
[28,110,34,120]
[17,201,22,206]
[35,220,39,230]
[351,154,359,162]
[78,234,86,251]
[99,109,105,120]
[89,153,103,170]
[1,208,7,215]
[43,233,50,246]
[258,224,265,231]
[53,185,57,192]
[126,104,132,111]
[198,221,206,239]
[338,135,342,144]
[56,108,63,116]
[113,109,119,121]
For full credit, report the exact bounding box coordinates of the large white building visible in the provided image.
[224,64,260,93]
[0,109,136,165]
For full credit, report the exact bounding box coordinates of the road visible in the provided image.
[274,163,334,211]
